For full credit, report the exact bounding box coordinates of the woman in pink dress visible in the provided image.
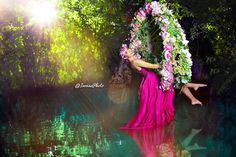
[120,49,206,129]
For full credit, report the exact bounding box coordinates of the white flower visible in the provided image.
[176,23,181,28]
[151,1,158,7]
[177,35,181,40]
[169,37,176,43]
[175,77,180,83]
[161,32,170,40]
[161,70,169,78]
[161,3,167,9]
[188,59,193,66]
[166,9,173,15]
[183,39,189,46]
[188,71,192,77]
[151,1,162,15]
[161,6,168,13]
[182,49,189,54]
[186,52,192,59]
[182,49,191,60]
[180,32,186,39]
[162,18,170,25]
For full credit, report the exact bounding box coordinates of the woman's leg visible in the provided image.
[185,83,207,91]
[180,85,202,105]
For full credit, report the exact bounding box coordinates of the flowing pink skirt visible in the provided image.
[120,67,175,129]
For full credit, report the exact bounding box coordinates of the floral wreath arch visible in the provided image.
[119,1,193,91]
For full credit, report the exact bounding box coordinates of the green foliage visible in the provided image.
[182,0,235,94]
[0,10,56,89]
[0,0,129,90]
[1,0,235,94]
[158,0,236,94]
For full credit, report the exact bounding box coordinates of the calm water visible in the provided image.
[0,86,235,157]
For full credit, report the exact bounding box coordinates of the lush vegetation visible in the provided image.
[0,0,129,90]
[167,0,236,95]
[0,0,235,95]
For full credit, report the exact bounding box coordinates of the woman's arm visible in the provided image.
[132,59,161,69]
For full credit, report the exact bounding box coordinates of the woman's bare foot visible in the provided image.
[191,99,202,106]
[193,84,207,91]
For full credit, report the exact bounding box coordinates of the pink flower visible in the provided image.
[132,23,140,29]
[127,35,131,40]
[158,15,165,22]
[131,23,141,32]
[164,52,171,60]
[161,32,170,39]
[165,62,172,71]
[145,3,152,14]
[119,44,128,59]
[136,15,145,22]
[132,39,142,48]
[162,18,170,25]
[168,77,174,82]
[161,26,167,32]
[160,80,171,91]
[151,1,161,15]
[164,43,173,52]
[137,9,146,17]
[136,9,146,21]
[130,31,135,40]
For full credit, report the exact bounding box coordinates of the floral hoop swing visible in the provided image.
[119,1,193,91]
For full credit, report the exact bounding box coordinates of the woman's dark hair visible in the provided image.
[109,59,132,88]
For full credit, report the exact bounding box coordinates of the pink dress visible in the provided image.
[121,67,175,129]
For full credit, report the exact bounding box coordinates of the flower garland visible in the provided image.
[119,1,193,91]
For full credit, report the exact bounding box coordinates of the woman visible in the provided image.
[120,49,206,129]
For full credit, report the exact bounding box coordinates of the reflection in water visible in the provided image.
[0,88,236,157]
[1,111,140,157]
[180,129,206,152]
[2,114,107,156]
[121,124,207,157]
[121,124,176,157]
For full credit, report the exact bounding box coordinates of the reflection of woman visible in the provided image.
[122,125,206,157]
[120,49,206,129]
[123,124,176,157]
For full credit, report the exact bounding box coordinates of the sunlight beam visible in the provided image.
[28,0,57,25]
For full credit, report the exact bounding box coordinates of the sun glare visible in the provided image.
[28,0,57,25]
